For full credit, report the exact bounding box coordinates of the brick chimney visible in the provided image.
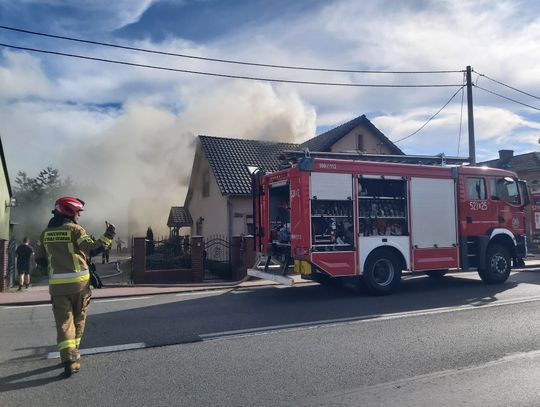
[498,149,514,162]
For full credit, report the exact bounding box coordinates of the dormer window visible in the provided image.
[357,134,364,150]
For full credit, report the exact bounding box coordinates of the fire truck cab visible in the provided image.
[249,152,529,295]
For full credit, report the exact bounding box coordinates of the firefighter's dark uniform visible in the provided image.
[35,217,113,365]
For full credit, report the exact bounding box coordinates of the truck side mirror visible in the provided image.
[518,180,530,207]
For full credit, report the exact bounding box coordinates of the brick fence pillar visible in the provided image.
[191,236,204,283]
[242,236,256,276]
[231,236,242,281]
[0,240,7,292]
[132,237,146,284]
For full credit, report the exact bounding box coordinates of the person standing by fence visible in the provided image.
[15,237,34,290]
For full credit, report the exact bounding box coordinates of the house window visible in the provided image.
[196,217,204,235]
[202,171,210,198]
[357,134,364,150]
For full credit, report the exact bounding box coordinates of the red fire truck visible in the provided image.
[530,192,540,247]
[248,151,530,294]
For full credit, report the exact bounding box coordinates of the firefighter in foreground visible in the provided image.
[34,197,115,377]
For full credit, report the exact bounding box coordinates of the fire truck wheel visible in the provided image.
[363,250,402,295]
[425,269,448,278]
[479,244,511,284]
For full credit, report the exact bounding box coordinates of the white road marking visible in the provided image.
[200,295,540,341]
[3,303,52,309]
[175,289,231,297]
[94,296,152,303]
[47,342,146,359]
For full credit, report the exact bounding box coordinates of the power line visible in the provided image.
[474,69,540,101]
[0,25,463,75]
[474,84,540,112]
[393,85,466,143]
[0,42,464,88]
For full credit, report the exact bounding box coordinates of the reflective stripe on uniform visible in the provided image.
[100,234,113,247]
[58,338,77,351]
[44,244,54,275]
[49,270,90,285]
[44,230,72,243]
[67,243,81,272]
[77,234,94,245]
[75,338,81,347]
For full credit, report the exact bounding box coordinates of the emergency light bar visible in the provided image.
[280,150,470,166]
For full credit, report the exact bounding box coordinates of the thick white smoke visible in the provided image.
[58,80,316,240]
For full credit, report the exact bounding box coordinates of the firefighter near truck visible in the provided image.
[249,152,530,295]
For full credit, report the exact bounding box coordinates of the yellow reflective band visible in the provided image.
[100,234,112,247]
[49,270,90,285]
[77,234,94,245]
[75,338,81,346]
[44,244,54,275]
[67,243,81,272]
[58,339,77,351]
[44,230,72,243]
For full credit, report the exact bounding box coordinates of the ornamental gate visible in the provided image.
[204,235,231,280]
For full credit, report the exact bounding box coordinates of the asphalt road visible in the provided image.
[1,270,540,406]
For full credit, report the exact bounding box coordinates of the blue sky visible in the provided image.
[1,0,540,231]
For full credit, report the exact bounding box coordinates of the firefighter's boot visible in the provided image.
[63,349,81,377]
[63,361,80,377]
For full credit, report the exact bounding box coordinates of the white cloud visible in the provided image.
[0,50,51,99]
[2,0,540,234]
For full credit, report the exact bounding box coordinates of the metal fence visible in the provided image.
[204,235,231,280]
[145,237,192,270]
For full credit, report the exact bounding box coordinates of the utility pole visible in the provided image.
[466,65,476,165]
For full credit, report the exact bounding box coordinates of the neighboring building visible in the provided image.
[180,114,403,240]
[478,149,540,249]
[478,149,540,192]
[0,135,12,240]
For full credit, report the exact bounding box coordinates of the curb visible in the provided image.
[0,278,314,306]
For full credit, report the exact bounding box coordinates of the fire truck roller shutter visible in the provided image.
[310,172,353,200]
[410,177,458,249]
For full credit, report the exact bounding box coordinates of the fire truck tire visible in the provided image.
[363,250,402,295]
[478,244,511,284]
[425,269,448,278]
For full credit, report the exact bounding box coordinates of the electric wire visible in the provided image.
[0,25,463,75]
[474,70,540,101]
[474,85,540,112]
[393,85,466,143]
[0,42,464,88]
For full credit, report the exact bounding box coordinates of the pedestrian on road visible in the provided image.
[116,237,124,253]
[15,237,34,290]
[102,246,110,264]
[34,196,115,377]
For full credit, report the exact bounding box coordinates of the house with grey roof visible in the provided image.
[478,149,540,192]
[179,114,402,240]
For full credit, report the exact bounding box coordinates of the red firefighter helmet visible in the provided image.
[54,197,85,217]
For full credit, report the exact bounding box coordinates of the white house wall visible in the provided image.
[188,153,228,238]
[0,159,10,240]
[330,124,393,154]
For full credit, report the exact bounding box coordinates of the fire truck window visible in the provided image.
[466,178,486,200]
[494,177,520,205]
